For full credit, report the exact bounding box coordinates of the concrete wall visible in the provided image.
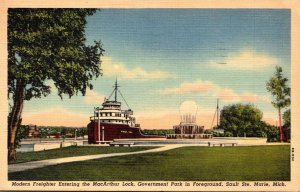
[33,142,76,152]
[213,137,267,145]
[115,137,268,146]
[16,144,34,153]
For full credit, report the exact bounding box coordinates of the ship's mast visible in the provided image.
[114,79,119,102]
[210,98,220,129]
[107,79,131,109]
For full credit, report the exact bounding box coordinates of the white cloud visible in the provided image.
[160,80,214,95]
[84,89,105,104]
[213,89,271,103]
[101,56,172,80]
[208,48,278,70]
[22,107,88,127]
[160,79,270,103]
[44,80,105,104]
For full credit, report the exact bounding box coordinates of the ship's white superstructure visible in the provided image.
[92,100,137,127]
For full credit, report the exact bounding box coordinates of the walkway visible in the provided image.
[8,145,182,173]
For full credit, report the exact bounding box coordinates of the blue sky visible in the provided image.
[22,9,291,129]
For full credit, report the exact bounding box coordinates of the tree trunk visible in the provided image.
[278,107,283,142]
[8,80,25,162]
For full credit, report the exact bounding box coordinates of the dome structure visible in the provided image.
[179,100,198,123]
[173,100,204,136]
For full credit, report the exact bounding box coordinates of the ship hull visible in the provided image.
[87,122,164,144]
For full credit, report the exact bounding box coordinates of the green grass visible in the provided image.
[10,146,157,164]
[9,145,290,181]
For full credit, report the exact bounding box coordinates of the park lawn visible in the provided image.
[9,145,290,181]
[10,146,157,164]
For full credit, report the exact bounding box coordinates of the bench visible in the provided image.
[208,142,237,147]
[109,142,134,147]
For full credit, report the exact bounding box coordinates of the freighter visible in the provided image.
[87,80,164,144]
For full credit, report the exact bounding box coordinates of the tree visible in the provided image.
[219,104,263,137]
[266,66,290,142]
[282,109,291,141]
[8,9,104,161]
[15,124,27,148]
[260,121,279,142]
[219,103,279,141]
[283,109,291,128]
[39,128,49,138]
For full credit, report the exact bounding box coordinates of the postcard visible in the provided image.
[0,0,300,191]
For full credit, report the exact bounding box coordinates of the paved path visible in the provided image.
[8,145,182,173]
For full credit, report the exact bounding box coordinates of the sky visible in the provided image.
[22,9,291,129]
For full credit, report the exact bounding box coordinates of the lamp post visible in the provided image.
[75,129,77,141]
[46,128,49,139]
[40,128,43,143]
[97,107,100,144]
[102,126,105,141]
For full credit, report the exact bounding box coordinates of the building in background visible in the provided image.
[26,124,40,138]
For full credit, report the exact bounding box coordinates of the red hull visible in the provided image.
[87,122,164,144]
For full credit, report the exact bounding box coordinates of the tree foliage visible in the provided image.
[8,8,104,100]
[283,109,291,128]
[8,8,104,161]
[36,126,88,138]
[219,103,263,137]
[142,129,175,136]
[266,66,290,110]
[219,103,279,141]
[266,66,290,142]
[15,124,27,148]
[283,109,291,141]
